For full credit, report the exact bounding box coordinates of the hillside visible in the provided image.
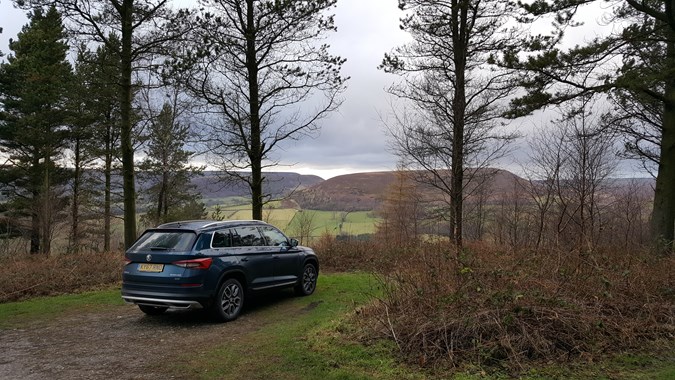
[186,169,656,212]
[189,171,324,203]
[290,168,528,211]
[290,171,397,211]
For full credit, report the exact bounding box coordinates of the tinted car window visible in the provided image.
[212,231,232,248]
[194,233,212,251]
[129,231,196,252]
[231,226,265,247]
[259,226,288,246]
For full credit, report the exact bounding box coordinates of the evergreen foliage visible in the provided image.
[69,38,124,252]
[498,0,675,252]
[138,103,205,226]
[0,7,73,254]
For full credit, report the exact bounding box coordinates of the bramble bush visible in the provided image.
[0,251,123,303]
[315,237,675,371]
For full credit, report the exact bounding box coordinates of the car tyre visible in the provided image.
[295,263,317,296]
[212,278,244,322]
[138,305,168,315]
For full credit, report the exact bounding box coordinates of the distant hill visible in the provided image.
[183,169,656,212]
[287,169,656,212]
[290,171,398,211]
[290,169,527,211]
[191,171,324,202]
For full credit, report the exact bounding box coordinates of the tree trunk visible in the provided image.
[450,0,467,249]
[104,144,112,252]
[650,38,675,253]
[103,125,113,252]
[651,113,675,252]
[30,185,40,254]
[41,156,52,256]
[72,137,81,253]
[158,170,168,221]
[120,0,137,248]
[245,0,263,221]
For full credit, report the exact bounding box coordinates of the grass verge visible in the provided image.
[173,272,422,380]
[0,287,123,329]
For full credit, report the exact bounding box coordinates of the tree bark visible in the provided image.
[650,38,675,253]
[450,0,467,249]
[120,0,137,248]
[71,137,81,252]
[245,0,263,221]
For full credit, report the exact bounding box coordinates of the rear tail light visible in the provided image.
[173,257,213,269]
[123,258,132,266]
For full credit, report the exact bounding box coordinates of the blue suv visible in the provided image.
[121,220,319,322]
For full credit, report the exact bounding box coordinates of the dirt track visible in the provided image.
[0,292,298,380]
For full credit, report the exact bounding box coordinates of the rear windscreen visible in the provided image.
[129,231,197,252]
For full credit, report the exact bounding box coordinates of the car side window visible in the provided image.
[195,233,213,251]
[259,226,289,246]
[212,230,232,248]
[231,226,265,247]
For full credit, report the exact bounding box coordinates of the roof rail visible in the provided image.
[201,220,268,228]
[201,221,227,228]
[156,220,211,228]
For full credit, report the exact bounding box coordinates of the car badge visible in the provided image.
[146,254,152,262]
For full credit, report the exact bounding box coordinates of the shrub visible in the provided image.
[0,251,123,303]
[323,240,675,370]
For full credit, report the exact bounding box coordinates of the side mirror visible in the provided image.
[289,238,299,247]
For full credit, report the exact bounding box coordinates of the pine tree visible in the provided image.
[138,103,204,226]
[70,38,123,252]
[0,7,73,254]
[380,0,518,248]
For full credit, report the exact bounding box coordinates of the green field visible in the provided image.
[206,198,380,238]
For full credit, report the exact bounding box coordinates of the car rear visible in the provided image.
[122,229,215,310]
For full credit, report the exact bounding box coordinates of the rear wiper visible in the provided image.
[149,246,171,251]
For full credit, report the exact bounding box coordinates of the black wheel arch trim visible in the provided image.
[216,269,248,292]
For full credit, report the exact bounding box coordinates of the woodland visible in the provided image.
[0,0,673,373]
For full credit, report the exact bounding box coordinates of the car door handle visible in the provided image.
[241,257,249,262]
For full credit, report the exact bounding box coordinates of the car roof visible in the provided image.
[153,220,269,233]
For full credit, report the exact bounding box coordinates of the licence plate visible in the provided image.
[138,263,164,272]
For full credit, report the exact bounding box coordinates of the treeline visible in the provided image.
[0,8,202,254]
[381,0,675,253]
[377,98,651,252]
[378,169,652,252]
[0,1,346,254]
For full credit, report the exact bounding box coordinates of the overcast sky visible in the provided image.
[1,0,411,179]
[0,0,649,179]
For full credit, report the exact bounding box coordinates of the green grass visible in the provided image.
[0,287,123,329]
[287,210,380,237]
[174,272,423,380]
[517,351,675,380]
[204,197,381,237]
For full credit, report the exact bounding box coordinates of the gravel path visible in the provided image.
[0,293,297,380]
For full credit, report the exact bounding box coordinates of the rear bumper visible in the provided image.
[122,295,203,309]
[121,282,212,310]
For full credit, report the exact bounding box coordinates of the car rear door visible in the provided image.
[259,226,302,286]
[225,226,275,290]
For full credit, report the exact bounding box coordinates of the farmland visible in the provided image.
[205,198,380,238]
